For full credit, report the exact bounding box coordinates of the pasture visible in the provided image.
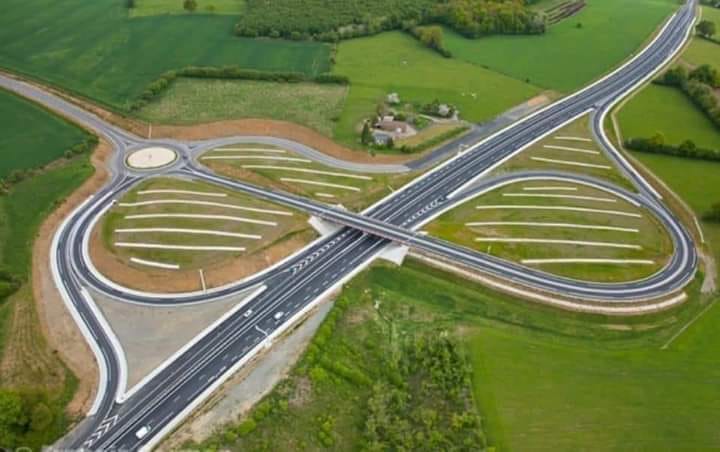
[138,79,348,136]
[331,32,541,147]
[683,6,720,66]
[0,0,330,111]
[618,84,720,149]
[0,89,88,179]
[444,0,678,92]
[130,0,245,17]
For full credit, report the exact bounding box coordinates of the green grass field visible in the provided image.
[0,89,88,179]
[138,79,348,135]
[618,84,720,149]
[331,32,542,147]
[130,0,245,17]
[632,152,720,264]
[189,256,719,450]
[684,6,720,66]
[0,0,330,111]
[444,0,678,93]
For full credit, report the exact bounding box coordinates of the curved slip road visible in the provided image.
[0,1,700,449]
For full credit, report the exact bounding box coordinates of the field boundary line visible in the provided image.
[661,298,717,350]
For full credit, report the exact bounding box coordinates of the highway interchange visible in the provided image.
[0,0,700,449]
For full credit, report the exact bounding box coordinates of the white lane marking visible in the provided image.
[202,155,312,163]
[531,157,611,169]
[523,186,578,191]
[116,228,262,239]
[199,269,207,293]
[522,258,654,265]
[118,199,292,216]
[474,237,641,249]
[241,165,372,180]
[554,136,593,142]
[280,178,360,192]
[124,213,277,226]
[212,148,287,153]
[475,205,642,218]
[138,189,227,198]
[502,193,617,203]
[115,243,246,252]
[315,192,336,199]
[465,222,639,233]
[130,257,180,270]
[543,144,599,155]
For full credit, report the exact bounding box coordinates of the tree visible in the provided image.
[0,390,27,448]
[126,0,135,8]
[183,0,198,13]
[704,202,720,222]
[361,121,373,145]
[697,19,717,39]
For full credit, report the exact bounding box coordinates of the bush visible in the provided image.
[236,418,257,437]
[703,202,720,222]
[625,135,720,162]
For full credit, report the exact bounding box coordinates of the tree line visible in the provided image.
[234,0,545,42]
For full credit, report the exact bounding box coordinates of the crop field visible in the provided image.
[0,0,330,111]
[100,177,312,273]
[444,0,678,93]
[426,179,673,283]
[0,89,88,179]
[130,0,246,17]
[138,79,348,135]
[201,143,417,210]
[331,32,542,147]
[618,84,720,149]
[494,114,635,190]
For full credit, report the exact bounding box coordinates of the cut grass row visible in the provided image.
[101,177,311,269]
[426,180,673,283]
[202,143,418,210]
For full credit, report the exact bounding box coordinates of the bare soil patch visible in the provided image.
[30,140,112,416]
[89,225,317,293]
[152,119,414,165]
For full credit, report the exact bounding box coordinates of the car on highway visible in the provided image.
[273,311,285,322]
[135,425,151,439]
[243,309,253,318]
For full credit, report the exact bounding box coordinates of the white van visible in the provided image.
[135,425,151,439]
[273,311,285,322]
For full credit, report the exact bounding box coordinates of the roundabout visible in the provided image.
[125,146,178,170]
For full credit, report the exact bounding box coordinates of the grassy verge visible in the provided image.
[137,78,348,136]
[443,0,679,92]
[331,32,541,148]
[0,157,94,450]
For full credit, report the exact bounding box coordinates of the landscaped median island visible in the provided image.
[200,143,418,211]
[92,177,317,293]
[426,179,673,283]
